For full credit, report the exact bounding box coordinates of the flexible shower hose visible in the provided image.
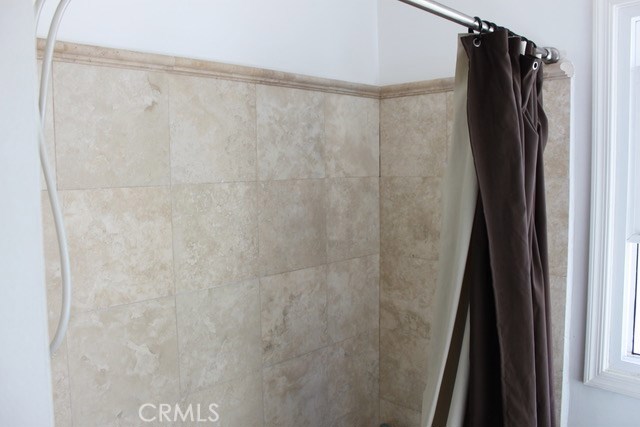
[35,0,73,356]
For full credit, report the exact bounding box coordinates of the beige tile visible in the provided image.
[169,75,256,184]
[176,280,261,394]
[172,182,258,292]
[554,386,562,427]
[550,274,567,424]
[50,340,72,427]
[257,85,325,180]
[549,275,567,361]
[378,255,435,412]
[325,94,379,178]
[62,187,173,311]
[546,176,569,276]
[43,194,72,427]
[327,255,379,343]
[445,90,454,146]
[258,179,327,275]
[380,398,421,427]
[177,371,263,427]
[331,410,379,427]
[378,255,437,413]
[262,347,329,427]
[380,93,447,177]
[379,327,429,412]
[42,191,62,337]
[54,62,170,189]
[543,78,571,179]
[326,177,380,262]
[327,330,379,426]
[67,297,179,427]
[38,60,56,191]
[380,176,441,260]
[261,265,329,366]
[380,255,437,336]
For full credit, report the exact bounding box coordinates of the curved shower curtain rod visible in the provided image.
[397,0,561,64]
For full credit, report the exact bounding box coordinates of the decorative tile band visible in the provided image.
[379,61,574,99]
[37,40,573,99]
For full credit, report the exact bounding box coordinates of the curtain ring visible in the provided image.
[484,21,494,33]
[472,16,484,33]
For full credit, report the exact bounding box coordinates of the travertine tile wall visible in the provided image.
[41,44,571,427]
[42,60,380,427]
[378,76,571,426]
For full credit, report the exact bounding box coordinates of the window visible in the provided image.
[627,22,640,356]
[585,0,640,399]
[631,238,639,355]
[630,18,640,358]
[625,17,640,358]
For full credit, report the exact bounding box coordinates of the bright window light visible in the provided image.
[633,242,639,355]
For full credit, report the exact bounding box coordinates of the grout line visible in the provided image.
[49,61,73,427]
[261,252,382,281]
[62,338,75,427]
[56,174,384,193]
[71,252,374,315]
[50,60,59,192]
[72,293,176,315]
[378,93,383,421]
[379,397,422,415]
[254,83,261,183]
[254,87,266,426]
[378,95,383,426]
[323,164,330,291]
[166,76,184,398]
[323,259,330,349]
[258,276,267,427]
[254,82,261,277]
[262,326,379,371]
[320,91,328,184]
[167,68,174,190]
[58,183,173,192]
[378,98,382,180]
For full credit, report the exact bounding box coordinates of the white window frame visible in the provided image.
[585,0,640,398]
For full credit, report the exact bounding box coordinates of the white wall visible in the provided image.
[37,0,379,85]
[0,1,54,426]
[378,0,588,84]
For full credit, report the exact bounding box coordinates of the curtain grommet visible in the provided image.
[532,61,539,70]
[473,37,482,47]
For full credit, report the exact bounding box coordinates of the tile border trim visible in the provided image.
[37,40,574,99]
[379,60,574,99]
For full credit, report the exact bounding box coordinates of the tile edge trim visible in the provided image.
[38,39,573,99]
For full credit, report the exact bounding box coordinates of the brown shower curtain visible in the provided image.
[460,28,555,427]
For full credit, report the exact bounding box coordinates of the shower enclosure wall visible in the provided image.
[41,41,572,427]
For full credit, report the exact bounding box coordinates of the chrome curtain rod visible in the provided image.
[396,0,560,63]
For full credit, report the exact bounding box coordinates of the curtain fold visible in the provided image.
[461,27,554,427]
[420,35,477,427]
[422,28,554,427]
